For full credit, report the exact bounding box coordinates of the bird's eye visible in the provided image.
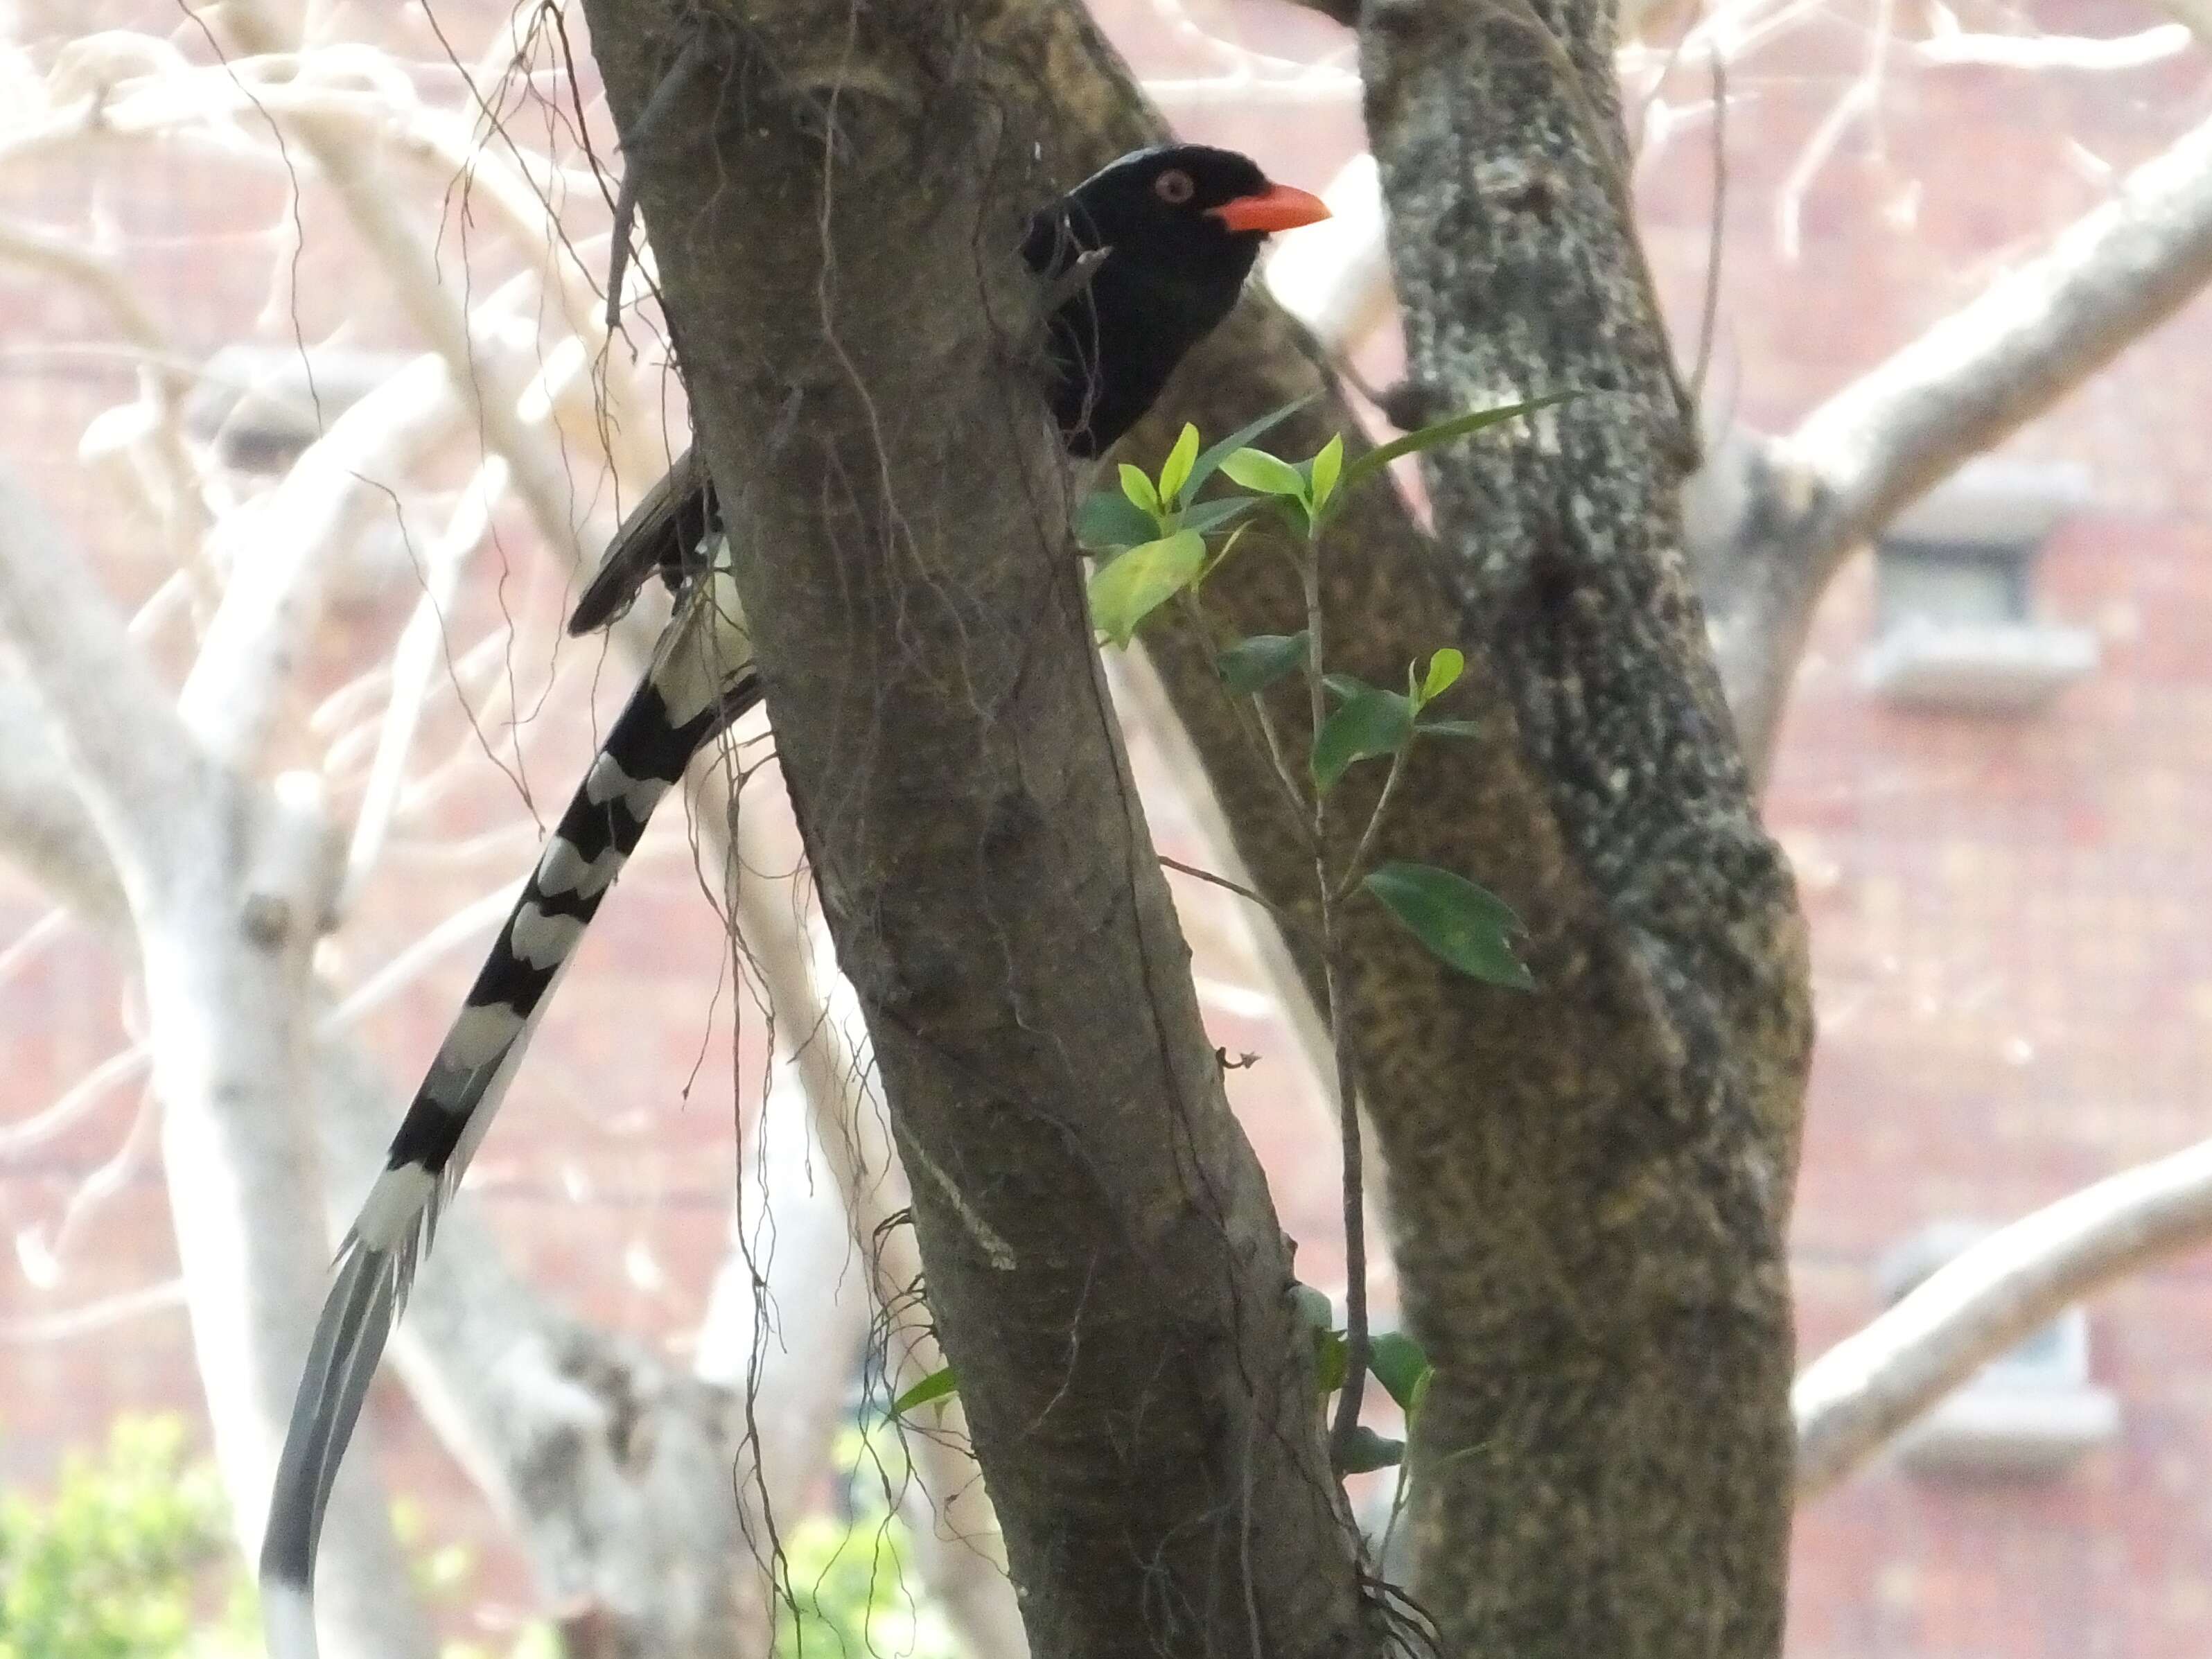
[1153,168,1195,206]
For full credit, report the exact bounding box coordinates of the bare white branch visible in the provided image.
[324,879,525,1030]
[1775,0,1893,262]
[0,468,204,906]
[337,459,506,912]
[1796,1135,2212,1493]
[1707,107,2212,774]
[181,353,459,769]
[1916,21,2193,71]
[213,2,597,574]
[0,1039,150,1157]
[0,1279,187,1344]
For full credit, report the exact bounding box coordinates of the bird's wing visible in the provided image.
[259,564,758,1658]
[566,445,717,635]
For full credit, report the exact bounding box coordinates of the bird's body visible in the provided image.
[261,145,1325,1658]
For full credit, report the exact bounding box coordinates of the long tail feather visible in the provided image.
[261,572,755,1657]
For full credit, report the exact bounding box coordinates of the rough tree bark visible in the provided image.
[954,1,1809,1653]
[581,6,1369,1659]
[580,1,1807,1656]
[1348,8,1808,1653]
[20,6,2212,1656]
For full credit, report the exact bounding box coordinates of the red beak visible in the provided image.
[1208,182,1332,235]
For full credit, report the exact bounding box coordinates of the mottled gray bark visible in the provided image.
[574,0,1809,1654]
[580,6,1368,1659]
[985,4,1807,1654]
[1349,8,1807,1653]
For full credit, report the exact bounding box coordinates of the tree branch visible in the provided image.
[1703,107,2212,773]
[1795,1134,2212,1494]
[0,473,204,898]
[213,0,597,574]
[0,465,438,1659]
[579,8,1364,1656]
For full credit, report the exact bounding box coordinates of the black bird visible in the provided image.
[1026,142,1331,457]
[258,144,1326,1659]
[568,143,1328,632]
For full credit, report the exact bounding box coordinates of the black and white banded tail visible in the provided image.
[259,563,753,1659]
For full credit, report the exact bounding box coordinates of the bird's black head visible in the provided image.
[1027,145,1331,457]
[1055,145,1329,289]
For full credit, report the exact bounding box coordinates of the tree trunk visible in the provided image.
[584,0,1811,1653]
[1348,8,1807,1652]
[580,5,1371,1658]
[942,0,1812,1651]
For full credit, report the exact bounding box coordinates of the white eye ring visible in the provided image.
[1154,168,1195,205]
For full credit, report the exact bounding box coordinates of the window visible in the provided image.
[1858,459,2098,714]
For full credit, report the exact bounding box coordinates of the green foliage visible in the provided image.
[1078,399,1551,1484]
[1291,1282,1431,1459]
[0,1417,252,1659]
[1087,529,1206,646]
[1,1418,552,1659]
[1414,647,1464,708]
[1310,682,1414,794]
[1333,394,1569,506]
[1215,631,1310,695]
[775,1430,957,1659]
[1074,488,1157,554]
[1367,1332,1432,1412]
[1180,395,1315,501]
[1176,495,1256,538]
[1217,446,1307,499]
[1308,434,1344,514]
[888,1367,959,1419]
[1157,422,1200,506]
[1362,861,1533,989]
[1117,462,1161,518]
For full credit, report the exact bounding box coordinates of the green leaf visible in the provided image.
[1322,672,1371,703]
[1417,718,1486,739]
[1419,647,1465,706]
[1216,631,1311,696]
[1337,393,1572,499]
[1185,394,1318,499]
[1088,529,1206,647]
[1269,492,1313,540]
[1337,1427,1405,1473]
[890,1367,960,1417]
[1363,861,1534,988]
[1311,687,1414,793]
[1119,462,1161,518]
[1158,423,1200,506]
[1314,1328,1349,1395]
[1219,446,1309,499]
[1178,495,1257,537]
[1076,489,1159,552]
[1309,433,1344,513]
[1369,1331,1432,1412]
